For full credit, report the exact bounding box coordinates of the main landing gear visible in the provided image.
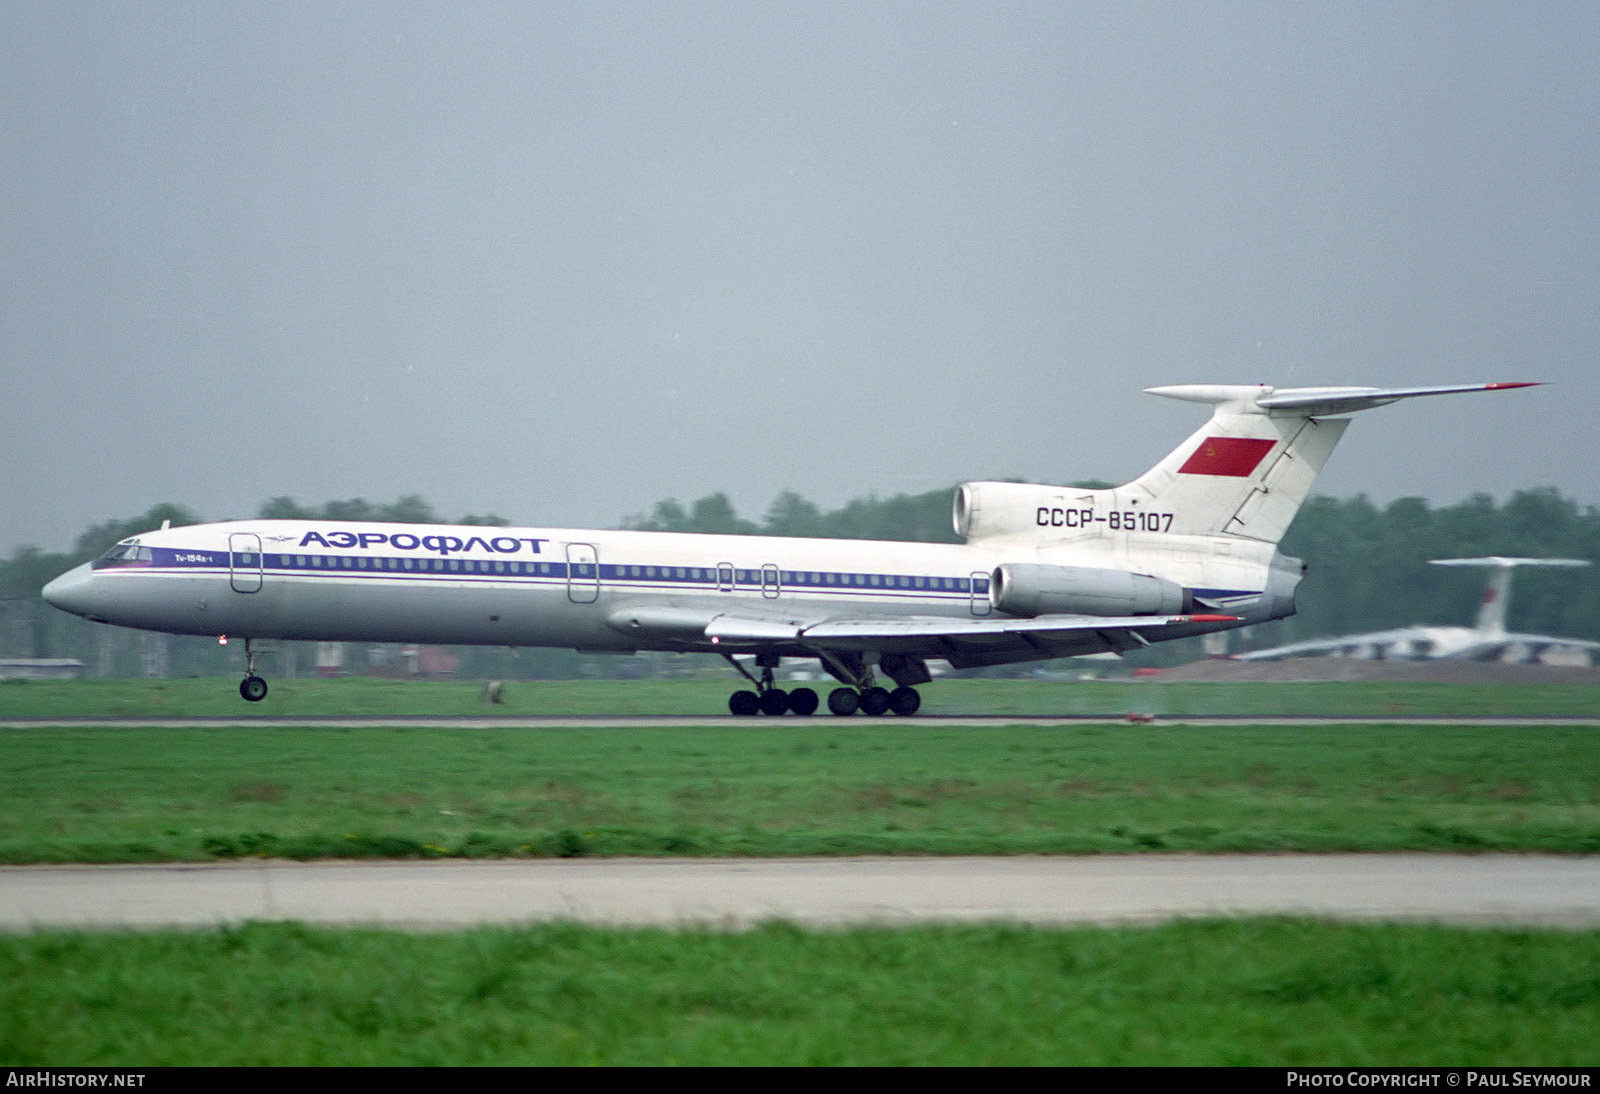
[724,653,818,716]
[823,685,921,717]
[723,652,922,717]
[818,650,926,717]
[727,683,820,717]
[237,638,268,703]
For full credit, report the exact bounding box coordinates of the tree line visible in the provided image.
[2,486,1596,678]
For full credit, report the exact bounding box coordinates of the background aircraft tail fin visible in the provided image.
[1429,556,1591,635]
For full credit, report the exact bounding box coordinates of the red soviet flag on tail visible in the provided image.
[1177,436,1277,477]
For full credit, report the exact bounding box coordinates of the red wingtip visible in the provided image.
[1182,614,1241,624]
[1485,382,1543,390]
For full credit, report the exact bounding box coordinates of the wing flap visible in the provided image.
[796,611,1238,666]
[800,612,1236,642]
[797,613,1238,660]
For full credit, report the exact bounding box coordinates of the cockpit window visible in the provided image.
[91,543,155,569]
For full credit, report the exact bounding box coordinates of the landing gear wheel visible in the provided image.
[787,687,819,716]
[859,686,891,716]
[758,688,790,716]
[729,690,760,716]
[888,687,921,716]
[239,675,268,703]
[827,687,860,716]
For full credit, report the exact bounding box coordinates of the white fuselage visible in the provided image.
[44,518,1275,659]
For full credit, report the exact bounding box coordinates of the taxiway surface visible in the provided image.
[5,715,1599,729]
[4,854,1598,932]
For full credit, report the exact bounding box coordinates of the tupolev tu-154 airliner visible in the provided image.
[43,382,1537,714]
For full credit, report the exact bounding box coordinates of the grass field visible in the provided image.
[0,719,1596,863]
[0,919,1595,1066]
[2,677,1596,1066]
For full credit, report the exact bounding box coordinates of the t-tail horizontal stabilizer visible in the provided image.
[1126,381,1543,544]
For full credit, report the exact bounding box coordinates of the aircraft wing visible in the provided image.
[1440,633,1600,663]
[1241,627,1600,663]
[1237,628,1435,661]
[608,604,1238,669]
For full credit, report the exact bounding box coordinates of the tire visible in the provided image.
[827,687,860,716]
[888,687,921,716]
[729,690,760,716]
[859,686,891,716]
[787,687,819,716]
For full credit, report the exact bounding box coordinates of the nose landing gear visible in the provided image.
[237,638,268,702]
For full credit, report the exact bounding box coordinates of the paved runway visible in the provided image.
[5,715,1598,729]
[3,854,1598,932]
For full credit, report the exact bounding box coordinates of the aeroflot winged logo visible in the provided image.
[1178,436,1276,477]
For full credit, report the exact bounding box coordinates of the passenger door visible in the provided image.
[229,533,263,594]
[566,543,600,603]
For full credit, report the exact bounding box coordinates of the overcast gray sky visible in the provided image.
[4,1,1597,556]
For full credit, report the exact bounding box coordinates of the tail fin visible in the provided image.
[1129,383,1541,543]
[1429,556,1591,635]
[954,382,1538,545]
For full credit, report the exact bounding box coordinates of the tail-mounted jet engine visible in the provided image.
[954,481,1078,541]
[989,563,1197,618]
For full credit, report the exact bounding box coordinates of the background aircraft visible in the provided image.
[1239,556,1598,664]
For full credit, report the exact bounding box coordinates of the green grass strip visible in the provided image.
[1,919,1596,1065]
[1,722,1596,862]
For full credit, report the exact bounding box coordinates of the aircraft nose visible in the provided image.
[42,562,96,618]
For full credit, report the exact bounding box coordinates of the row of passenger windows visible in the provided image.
[259,554,986,591]
[272,554,550,575]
